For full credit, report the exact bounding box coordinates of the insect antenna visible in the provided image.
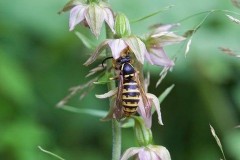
[101,56,113,68]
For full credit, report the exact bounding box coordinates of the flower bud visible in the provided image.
[114,13,131,38]
[133,116,153,146]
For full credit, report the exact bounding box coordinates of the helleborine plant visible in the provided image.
[58,1,187,160]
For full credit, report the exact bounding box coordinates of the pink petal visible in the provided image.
[138,148,150,160]
[146,93,163,125]
[149,151,161,160]
[147,48,174,67]
[121,147,142,160]
[137,98,152,128]
[138,148,161,160]
[69,5,86,31]
[103,8,115,34]
[108,39,128,59]
[151,23,179,34]
[144,51,154,65]
[151,32,186,46]
[124,36,147,64]
[150,145,171,160]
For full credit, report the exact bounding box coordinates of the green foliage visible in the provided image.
[93,72,114,84]
[60,105,107,117]
[225,129,240,160]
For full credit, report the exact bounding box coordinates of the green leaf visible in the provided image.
[121,118,134,128]
[158,84,175,104]
[131,5,174,23]
[93,72,113,84]
[75,31,95,49]
[38,146,65,160]
[60,105,107,117]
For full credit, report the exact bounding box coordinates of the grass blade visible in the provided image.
[38,146,65,160]
[75,31,95,49]
[131,5,174,23]
[209,124,227,160]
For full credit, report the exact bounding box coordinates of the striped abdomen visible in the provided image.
[122,79,140,117]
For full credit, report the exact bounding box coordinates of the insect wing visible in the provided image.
[114,74,124,119]
[135,73,151,118]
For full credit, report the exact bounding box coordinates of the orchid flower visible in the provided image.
[120,117,170,160]
[144,23,186,67]
[60,0,115,37]
[121,145,171,160]
[139,93,163,128]
[84,36,147,66]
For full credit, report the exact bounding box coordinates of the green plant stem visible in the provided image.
[105,24,122,160]
[177,9,240,24]
[112,118,121,160]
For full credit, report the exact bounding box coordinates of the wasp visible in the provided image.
[104,50,151,119]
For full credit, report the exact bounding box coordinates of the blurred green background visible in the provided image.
[0,0,240,159]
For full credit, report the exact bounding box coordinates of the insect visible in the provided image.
[110,50,151,119]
